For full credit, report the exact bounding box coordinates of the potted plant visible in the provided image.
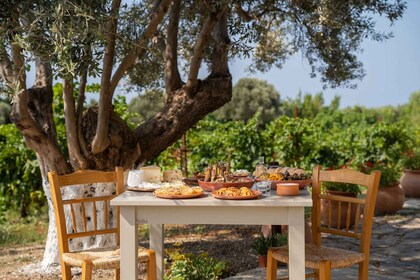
[400,152,420,198]
[370,164,405,215]
[251,233,287,267]
[321,182,361,228]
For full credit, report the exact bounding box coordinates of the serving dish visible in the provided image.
[198,178,255,191]
[211,190,261,200]
[153,192,204,199]
[127,186,158,192]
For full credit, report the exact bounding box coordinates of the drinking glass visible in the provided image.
[256,181,271,196]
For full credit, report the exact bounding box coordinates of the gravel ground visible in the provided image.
[0,224,262,279]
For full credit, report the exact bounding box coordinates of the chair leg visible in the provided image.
[358,260,369,280]
[146,249,157,280]
[266,248,278,280]
[82,259,93,280]
[114,268,120,280]
[61,260,72,280]
[318,261,331,280]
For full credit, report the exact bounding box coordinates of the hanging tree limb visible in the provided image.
[76,70,89,158]
[0,45,14,84]
[165,0,182,94]
[186,7,225,91]
[62,78,86,169]
[210,9,230,77]
[91,0,122,154]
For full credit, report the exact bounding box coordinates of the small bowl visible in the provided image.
[276,183,299,196]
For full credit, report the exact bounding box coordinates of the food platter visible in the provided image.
[211,190,262,200]
[153,192,205,199]
[127,186,159,192]
[198,178,255,191]
[257,178,311,190]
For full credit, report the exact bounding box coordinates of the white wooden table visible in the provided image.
[111,189,312,280]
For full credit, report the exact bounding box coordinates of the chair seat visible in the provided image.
[62,246,150,270]
[272,244,365,269]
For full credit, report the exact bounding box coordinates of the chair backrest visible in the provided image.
[48,167,124,255]
[311,165,381,255]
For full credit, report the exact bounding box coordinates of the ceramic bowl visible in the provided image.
[276,183,299,196]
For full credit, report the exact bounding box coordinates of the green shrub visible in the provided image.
[165,247,229,280]
[251,233,288,255]
[367,164,400,188]
[0,124,44,220]
[322,182,361,195]
[402,152,420,170]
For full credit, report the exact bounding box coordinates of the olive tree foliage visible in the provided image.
[212,78,280,124]
[0,0,406,266]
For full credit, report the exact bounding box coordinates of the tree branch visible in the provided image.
[91,0,121,154]
[186,9,222,90]
[11,42,27,92]
[34,57,52,88]
[210,9,230,77]
[62,79,87,169]
[165,0,182,94]
[76,70,89,157]
[110,0,173,94]
[0,45,15,84]
[11,89,70,173]
[235,3,254,22]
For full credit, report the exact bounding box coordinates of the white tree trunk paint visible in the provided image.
[41,177,117,268]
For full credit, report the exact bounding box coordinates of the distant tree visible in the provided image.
[128,89,165,124]
[280,92,331,118]
[212,78,280,124]
[403,91,420,128]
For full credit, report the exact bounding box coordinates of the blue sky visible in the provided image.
[229,1,420,108]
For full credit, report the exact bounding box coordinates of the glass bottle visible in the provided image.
[254,156,268,178]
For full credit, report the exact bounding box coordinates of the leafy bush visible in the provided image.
[402,152,420,170]
[322,182,361,195]
[366,164,400,188]
[165,247,229,280]
[0,124,44,220]
[251,233,288,255]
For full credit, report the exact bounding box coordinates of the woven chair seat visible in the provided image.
[62,246,150,270]
[272,244,365,269]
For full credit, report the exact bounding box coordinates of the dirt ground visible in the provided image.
[0,224,262,279]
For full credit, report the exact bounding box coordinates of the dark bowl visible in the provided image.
[198,178,255,192]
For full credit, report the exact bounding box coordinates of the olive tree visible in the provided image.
[0,0,405,267]
[212,78,281,125]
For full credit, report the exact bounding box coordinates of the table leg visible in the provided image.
[120,206,138,279]
[150,224,164,280]
[288,207,305,280]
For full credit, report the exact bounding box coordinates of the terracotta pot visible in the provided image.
[321,190,357,228]
[374,183,405,215]
[400,169,420,198]
[258,255,267,267]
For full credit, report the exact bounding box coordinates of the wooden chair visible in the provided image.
[266,165,381,280]
[48,167,157,280]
